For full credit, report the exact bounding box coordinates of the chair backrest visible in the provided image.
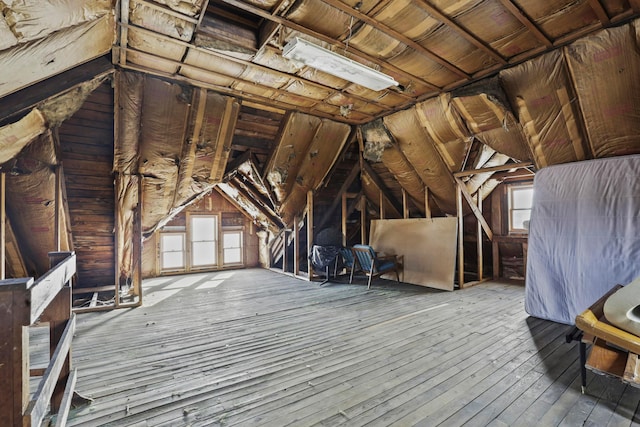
[352,244,376,272]
[340,247,355,267]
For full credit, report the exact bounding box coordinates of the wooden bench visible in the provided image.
[572,285,640,393]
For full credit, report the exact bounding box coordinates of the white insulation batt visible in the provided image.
[525,155,640,325]
[0,13,114,97]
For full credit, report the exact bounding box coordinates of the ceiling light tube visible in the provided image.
[283,37,399,92]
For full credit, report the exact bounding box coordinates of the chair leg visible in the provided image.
[367,274,372,289]
[349,266,354,284]
[395,269,400,282]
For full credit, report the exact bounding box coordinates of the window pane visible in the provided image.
[512,187,533,209]
[192,217,216,241]
[192,241,216,266]
[162,252,184,269]
[224,248,242,264]
[223,232,241,247]
[512,209,531,230]
[162,234,184,251]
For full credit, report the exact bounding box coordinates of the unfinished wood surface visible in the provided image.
[58,82,116,289]
[64,269,640,426]
[369,218,457,291]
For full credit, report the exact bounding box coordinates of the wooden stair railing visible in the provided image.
[0,251,80,427]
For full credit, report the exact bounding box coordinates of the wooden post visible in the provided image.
[133,175,142,305]
[1,172,5,280]
[42,253,73,411]
[293,215,300,277]
[0,278,32,427]
[54,166,61,252]
[402,188,408,219]
[379,190,384,219]
[307,190,313,279]
[425,186,431,219]
[477,192,483,281]
[492,240,500,280]
[360,195,367,244]
[341,192,347,246]
[457,184,464,287]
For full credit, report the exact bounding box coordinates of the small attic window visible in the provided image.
[508,184,533,233]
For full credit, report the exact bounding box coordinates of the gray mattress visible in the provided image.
[525,155,640,325]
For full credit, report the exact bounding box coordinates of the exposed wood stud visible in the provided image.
[362,161,403,217]
[454,177,493,241]
[477,186,483,281]
[498,0,552,47]
[453,162,534,178]
[138,0,200,24]
[317,162,360,230]
[321,0,469,79]
[424,186,431,219]
[1,173,4,280]
[416,0,507,65]
[360,195,367,244]
[402,188,408,219]
[218,0,441,90]
[293,214,300,277]
[457,184,464,287]
[306,190,313,279]
[119,0,130,66]
[588,0,611,25]
[341,192,348,246]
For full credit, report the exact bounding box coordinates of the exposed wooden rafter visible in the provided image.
[416,0,507,66]
[588,0,611,25]
[218,0,442,91]
[321,0,469,80]
[362,161,402,218]
[498,0,552,47]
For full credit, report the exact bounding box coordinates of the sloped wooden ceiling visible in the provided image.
[2,0,640,282]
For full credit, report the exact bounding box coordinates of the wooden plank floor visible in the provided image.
[65,269,640,426]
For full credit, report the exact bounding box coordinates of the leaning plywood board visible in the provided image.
[369,218,457,291]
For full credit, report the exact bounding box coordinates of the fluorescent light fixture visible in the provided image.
[283,37,399,91]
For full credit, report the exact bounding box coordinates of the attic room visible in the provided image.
[1,0,640,425]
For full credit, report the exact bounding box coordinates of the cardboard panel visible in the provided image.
[369,217,457,291]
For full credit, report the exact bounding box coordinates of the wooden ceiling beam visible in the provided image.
[137,0,200,24]
[415,0,507,65]
[117,22,390,117]
[113,46,371,124]
[218,0,442,91]
[0,56,113,124]
[498,0,552,47]
[453,161,534,178]
[320,0,469,80]
[588,0,611,25]
[231,175,278,214]
[227,180,284,226]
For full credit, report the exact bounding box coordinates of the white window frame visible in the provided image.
[222,227,244,266]
[160,232,186,272]
[189,214,219,269]
[508,183,534,234]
